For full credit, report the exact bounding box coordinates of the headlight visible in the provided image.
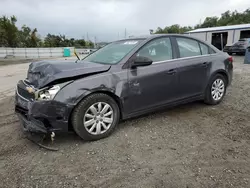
[37,85,60,100]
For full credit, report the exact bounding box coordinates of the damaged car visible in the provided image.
[15,34,233,141]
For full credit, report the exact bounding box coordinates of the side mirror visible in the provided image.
[131,56,153,68]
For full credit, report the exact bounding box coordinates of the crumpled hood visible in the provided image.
[27,60,111,88]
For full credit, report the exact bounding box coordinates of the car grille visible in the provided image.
[17,81,35,100]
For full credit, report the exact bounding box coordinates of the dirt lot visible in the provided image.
[0,56,250,188]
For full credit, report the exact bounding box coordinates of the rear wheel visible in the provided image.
[204,74,227,105]
[72,93,120,141]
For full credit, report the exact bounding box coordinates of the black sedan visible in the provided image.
[15,34,233,141]
[223,38,250,55]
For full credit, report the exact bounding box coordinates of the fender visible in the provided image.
[209,69,229,85]
[54,70,128,116]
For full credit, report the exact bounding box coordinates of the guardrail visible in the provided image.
[0,47,97,59]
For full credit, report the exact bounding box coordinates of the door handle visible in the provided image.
[166,69,177,75]
[201,62,209,67]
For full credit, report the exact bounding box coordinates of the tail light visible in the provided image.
[228,56,233,63]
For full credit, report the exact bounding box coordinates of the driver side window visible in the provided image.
[137,37,173,62]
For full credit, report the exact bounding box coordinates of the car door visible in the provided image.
[174,37,211,99]
[125,37,179,114]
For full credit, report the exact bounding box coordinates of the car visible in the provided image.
[15,34,233,141]
[79,49,97,55]
[223,38,250,55]
[79,49,89,55]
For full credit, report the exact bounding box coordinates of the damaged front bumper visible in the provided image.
[15,80,73,134]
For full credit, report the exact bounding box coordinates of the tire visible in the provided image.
[71,93,120,141]
[204,74,227,105]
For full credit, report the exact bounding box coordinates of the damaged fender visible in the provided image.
[54,69,130,117]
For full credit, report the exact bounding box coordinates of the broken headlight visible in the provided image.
[36,85,61,100]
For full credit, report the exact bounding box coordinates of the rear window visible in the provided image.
[210,48,216,54]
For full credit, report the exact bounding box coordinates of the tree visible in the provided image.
[18,25,41,47]
[44,34,62,47]
[198,16,219,28]
[86,41,94,48]
[154,25,192,34]
[18,25,32,47]
[155,27,164,34]
[0,15,19,47]
[153,8,250,34]
[43,34,89,47]
[30,28,40,47]
[75,39,86,47]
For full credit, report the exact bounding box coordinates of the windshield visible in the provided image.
[83,40,143,64]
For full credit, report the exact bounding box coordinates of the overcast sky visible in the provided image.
[1,0,250,42]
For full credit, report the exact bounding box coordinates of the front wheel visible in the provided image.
[204,74,227,105]
[71,93,120,141]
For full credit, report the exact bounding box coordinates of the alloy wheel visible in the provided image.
[83,102,114,135]
[211,78,225,101]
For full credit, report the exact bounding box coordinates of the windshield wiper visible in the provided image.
[74,49,80,63]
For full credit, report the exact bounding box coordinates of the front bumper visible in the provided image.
[15,80,74,134]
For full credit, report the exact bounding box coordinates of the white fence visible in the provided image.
[0,47,75,59]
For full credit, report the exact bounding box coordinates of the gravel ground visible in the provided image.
[0,56,250,188]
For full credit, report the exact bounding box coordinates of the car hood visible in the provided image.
[27,60,111,88]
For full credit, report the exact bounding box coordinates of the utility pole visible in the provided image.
[124,28,127,39]
[94,36,97,48]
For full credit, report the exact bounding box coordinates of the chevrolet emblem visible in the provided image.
[26,87,35,94]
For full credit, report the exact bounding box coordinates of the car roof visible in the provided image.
[120,34,220,52]
[115,34,198,42]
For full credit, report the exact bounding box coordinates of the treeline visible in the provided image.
[0,16,94,48]
[153,8,250,34]
[1,8,250,47]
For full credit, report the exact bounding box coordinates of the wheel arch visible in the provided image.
[210,70,229,86]
[68,90,123,131]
